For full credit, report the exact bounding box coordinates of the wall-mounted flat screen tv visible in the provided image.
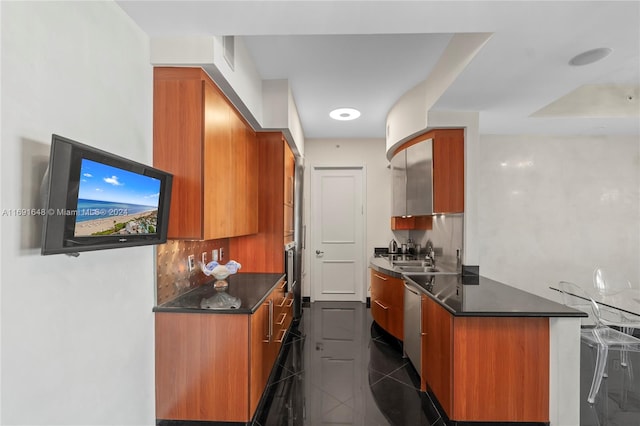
[41,134,173,255]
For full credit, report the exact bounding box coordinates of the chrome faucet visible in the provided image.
[425,240,435,266]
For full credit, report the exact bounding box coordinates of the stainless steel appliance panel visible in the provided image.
[285,242,296,298]
[293,155,305,320]
[403,281,422,376]
[405,138,433,216]
[390,150,407,217]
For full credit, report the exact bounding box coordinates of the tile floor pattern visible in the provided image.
[254,301,640,426]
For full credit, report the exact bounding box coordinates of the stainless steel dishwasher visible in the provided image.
[403,280,422,376]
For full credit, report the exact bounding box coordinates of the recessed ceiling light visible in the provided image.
[569,48,613,66]
[329,108,361,121]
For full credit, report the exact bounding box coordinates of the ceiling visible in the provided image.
[117,1,640,139]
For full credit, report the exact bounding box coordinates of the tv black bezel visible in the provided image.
[41,134,173,255]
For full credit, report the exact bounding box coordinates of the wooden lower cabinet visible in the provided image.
[421,295,453,413]
[249,294,275,416]
[369,269,403,340]
[156,280,292,423]
[420,295,550,422]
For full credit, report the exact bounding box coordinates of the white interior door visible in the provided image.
[311,166,365,302]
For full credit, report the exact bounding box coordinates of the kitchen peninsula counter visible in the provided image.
[153,272,285,314]
[370,256,585,318]
[369,256,584,426]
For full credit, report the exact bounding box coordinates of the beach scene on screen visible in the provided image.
[74,158,161,237]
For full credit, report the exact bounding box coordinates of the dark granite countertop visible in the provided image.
[370,257,585,318]
[153,272,286,314]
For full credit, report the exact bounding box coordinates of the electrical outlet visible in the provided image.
[219,247,224,260]
[187,254,195,271]
[201,252,207,265]
[212,249,218,262]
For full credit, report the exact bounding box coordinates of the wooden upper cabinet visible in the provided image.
[153,67,258,240]
[432,129,464,214]
[284,142,295,244]
[390,215,433,231]
[389,128,464,230]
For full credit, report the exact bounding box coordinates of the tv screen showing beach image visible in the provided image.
[74,159,161,237]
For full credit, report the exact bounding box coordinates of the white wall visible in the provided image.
[1,2,155,424]
[261,79,305,156]
[303,138,391,298]
[478,134,640,302]
[303,133,639,307]
[211,35,264,127]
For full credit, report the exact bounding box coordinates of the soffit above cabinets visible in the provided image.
[117,1,640,137]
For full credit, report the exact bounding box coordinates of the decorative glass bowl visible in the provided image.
[200,260,242,280]
[199,260,243,309]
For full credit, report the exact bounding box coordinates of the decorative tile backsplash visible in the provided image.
[156,239,230,305]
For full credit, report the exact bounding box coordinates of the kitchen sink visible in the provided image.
[392,260,430,266]
[396,265,440,273]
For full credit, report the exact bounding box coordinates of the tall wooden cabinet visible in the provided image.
[431,129,464,214]
[153,67,258,240]
[231,132,293,272]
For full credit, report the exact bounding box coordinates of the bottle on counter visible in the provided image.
[406,238,415,254]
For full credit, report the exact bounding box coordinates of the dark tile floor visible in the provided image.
[255,301,640,426]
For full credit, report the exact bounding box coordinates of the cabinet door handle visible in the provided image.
[285,298,294,307]
[374,300,389,310]
[277,297,287,308]
[279,280,287,290]
[286,176,294,205]
[373,274,388,281]
[276,312,287,326]
[268,299,273,342]
[275,329,287,344]
[262,301,271,343]
[404,283,419,295]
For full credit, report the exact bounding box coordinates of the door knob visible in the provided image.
[315,250,324,256]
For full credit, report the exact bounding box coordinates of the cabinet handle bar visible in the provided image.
[374,300,389,310]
